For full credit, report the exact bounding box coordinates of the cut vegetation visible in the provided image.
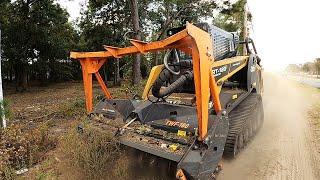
[0,81,144,179]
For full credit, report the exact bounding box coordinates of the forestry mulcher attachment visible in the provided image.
[70,23,263,179]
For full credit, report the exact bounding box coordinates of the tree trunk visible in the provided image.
[153,53,158,67]
[15,65,18,91]
[14,61,28,92]
[22,67,28,89]
[111,17,121,86]
[242,0,248,55]
[9,66,13,82]
[129,0,142,85]
[103,64,108,83]
[113,60,121,86]
[48,60,54,81]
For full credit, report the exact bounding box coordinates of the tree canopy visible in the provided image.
[1,0,77,90]
[286,59,320,75]
[0,0,250,91]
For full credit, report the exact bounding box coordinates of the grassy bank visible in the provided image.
[308,103,320,143]
[308,102,320,177]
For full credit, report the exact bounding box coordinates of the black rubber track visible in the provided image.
[223,93,264,158]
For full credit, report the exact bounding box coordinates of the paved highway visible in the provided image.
[286,75,320,88]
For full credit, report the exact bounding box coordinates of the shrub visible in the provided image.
[0,123,57,178]
[61,123,130,180]
[309,103,320,125]
[0,165,16,180]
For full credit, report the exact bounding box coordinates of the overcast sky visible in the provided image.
[56,0,86,21]
[248,0,320,71]
[58,0,320,71]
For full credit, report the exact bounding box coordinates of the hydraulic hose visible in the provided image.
[152,60,193,98]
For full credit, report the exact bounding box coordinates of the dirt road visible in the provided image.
[220,73,320,180]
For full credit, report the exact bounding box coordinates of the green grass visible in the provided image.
[58,98,86,118]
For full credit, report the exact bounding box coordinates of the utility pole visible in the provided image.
[0,24,6,128]
[243,0,248,55]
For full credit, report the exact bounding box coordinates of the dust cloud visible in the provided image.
[220,73,320,180]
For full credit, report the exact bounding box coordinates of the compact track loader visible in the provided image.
[70,23,263,179]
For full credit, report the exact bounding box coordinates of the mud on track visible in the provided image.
[220,73,320,180]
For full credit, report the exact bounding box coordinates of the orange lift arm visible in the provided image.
[70,23,221,140]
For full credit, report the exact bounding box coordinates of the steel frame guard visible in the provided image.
[70,23,222,140]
